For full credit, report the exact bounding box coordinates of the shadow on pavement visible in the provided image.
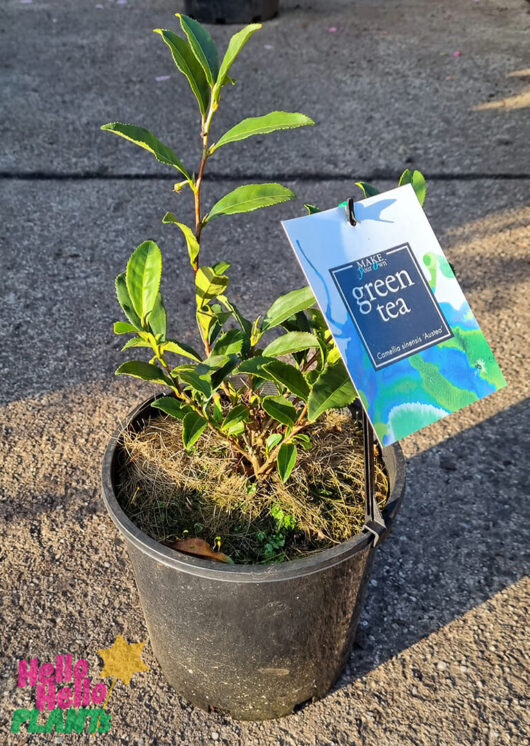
[331,396,529,690]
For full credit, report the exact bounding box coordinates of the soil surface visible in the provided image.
[117,409,389,563]
[1,0,529,743]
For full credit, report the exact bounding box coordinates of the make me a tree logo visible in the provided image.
[11,635,149,735]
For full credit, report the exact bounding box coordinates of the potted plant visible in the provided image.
[101,14,406,720]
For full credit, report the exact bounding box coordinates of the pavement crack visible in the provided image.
[1,171,529,182]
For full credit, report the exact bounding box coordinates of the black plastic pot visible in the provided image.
[184,0,279,24]
[102,396,405,720]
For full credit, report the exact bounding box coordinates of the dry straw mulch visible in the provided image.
[117,410,389,564]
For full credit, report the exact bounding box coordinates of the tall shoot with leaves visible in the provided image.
[103,14,426,485]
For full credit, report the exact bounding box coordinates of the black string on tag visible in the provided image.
[346,196,357,226]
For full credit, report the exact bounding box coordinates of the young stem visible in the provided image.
[194,103,216,247]
[167,91,264,475]
[193,102,217,356]
[302,350,320,372]
[194,152,207,246]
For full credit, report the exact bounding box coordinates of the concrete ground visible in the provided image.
[1,0,529,743]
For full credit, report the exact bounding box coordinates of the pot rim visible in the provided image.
[101,395,406,583]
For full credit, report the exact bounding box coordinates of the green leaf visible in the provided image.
[212,329,245,356]
[101,123,190,179]
[216,23,261,87]
[262,331,319,358]
[262,396,298,426]
[115,360,173,387]
[126,241,162,323]
[398,169,412,186]
[212,397,223,424]
[171,364,195,375]
[163,213,200,268]
[399,169,427,206]
[206,183,295,223]
[176,14,219,86]
[194,355,237,390]
[115,273,142,329]
[211,111,314,152]
[153,29,210,117]
[148,292,166,339]
[304,203,320,215]
[195,354,230,374]
[227,422,246,436]
[307,360,357,421]
[196,307,217,341]
[266,433,283,453]
[178,369,212,398]
[313,332,329,367]
[308,308,328,332]
[327,344,342,365]
[114,321,138,335]
[162,339,202,362]
[151,396,190,420]
[262,360,309,401]
[213,261,230,275]
[195,266,229,307]
[200,311,221,345]
[209,355,239,390]
[270,503,296,530]
[412,171,427,206]
[277,443,297,483]
[182,411,208,450]
[206,323,223,348]
[236,355,275,381]
[121,337,150,351]
[281,311,311,334]
[261,286,315,332]
[292,433,312,450]
[305,368,319,386]
[218,295,252,338]
[355,181,380,198]
[208,320,224,346]
[250,316,262,345]
[236,356,276,379]
[221,403,250,433]
[211,306,232,327]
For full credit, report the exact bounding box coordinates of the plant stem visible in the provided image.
[302,350,320,372]
[194,153,207,247]
[206,420,257,467]
[194,103,216,246]
[193,102,217,356]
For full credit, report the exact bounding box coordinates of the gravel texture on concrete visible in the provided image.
[1,0,529,743]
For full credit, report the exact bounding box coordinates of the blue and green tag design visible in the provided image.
[282,184,506,445]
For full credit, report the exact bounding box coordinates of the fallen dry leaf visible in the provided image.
[169,537,232,564]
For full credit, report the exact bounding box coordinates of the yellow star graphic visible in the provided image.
[97,633,149,686]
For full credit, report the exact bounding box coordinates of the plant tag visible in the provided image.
[282,184,506,445]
